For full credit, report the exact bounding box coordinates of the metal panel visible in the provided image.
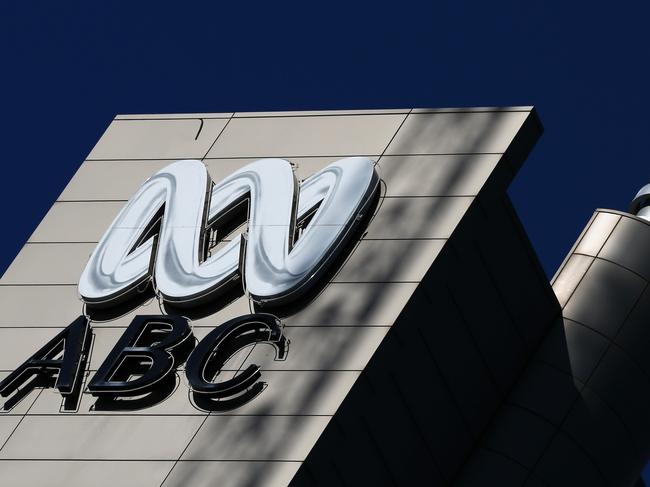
[0,286,82,327]
[0,325,389,373]
[562,258,646,339]
[615,286,650,379]
[28,370,360,417]
[163,461,300,487]
[30,197,468,244]
[59,160,169,201]
[480,404,555,469]
[537,320,609,383]
[180,415,331,461]
[87,119,228,160]
[533,433,605,486]
[0,328,76,370]
[385,110,531,155]
[599,215,650,281]
[551,254,594,307]
[0,461,174,487]
[281,282,418,326]
[0,416,205,460]
[0,282,417,327]
[378,154,500,196]
[332,240,444,283]
[205,114,406,158]
[59,158,345,202]
[574,211,620,256]
[29,202,123,243]
[366,197,473,239]
[0,416,22,447]
[4,236,445,286]
[0,244,95,285]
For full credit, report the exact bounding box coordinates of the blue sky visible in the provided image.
[2,0,650,480]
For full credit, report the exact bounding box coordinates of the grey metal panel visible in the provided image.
[0,415,205,460]
[28,197,468,244]
[27,372,203,416]
[508,361,581,426]
[0,328,75,370]
[480,404,555,469]
[522,477,548,487]
[366,197,473,239]
[1,240,430,285]
[561,387,641,486]
[0,286,83,327]
[59,158,352,202]
[0,461,174,487]
[537,320,609,383]
[615,286,650,379]
[205,114,406,158]
[29,202,123,243]
[0,326,389,373]
[181,415,331,461]
[0,243,94,285]
[599,215,650,282]
[378,154,500,196]
[0,373,38,415]
[163,461,301,487]
[0,416,22,447]
[562,258,646,339]
[455,448,529,487]
[59,160,171,201]
[331,240,444,283]
[574,211,620,257]
[0,282,417,327]
[205,326,389,372]
[471,194,559,352]
[444,236,527,394]
[403,286,502,436]
[29,371,360,417]
[87,118,229,160]
[61,154,493,204]
[384,110,531,155]
[281,282,418,326]
[551,253,594,307]
[207,157,338,183]
[533,432,606,486]
[588,346,650,456]
[356,330,475,481]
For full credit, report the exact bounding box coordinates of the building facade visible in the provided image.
[0,108,647,486]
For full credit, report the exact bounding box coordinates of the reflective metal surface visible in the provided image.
[630,183,650,222]
[79,157,378,309]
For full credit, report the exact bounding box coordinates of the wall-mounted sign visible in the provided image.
[0,158,378,413]
[79,157,379,310]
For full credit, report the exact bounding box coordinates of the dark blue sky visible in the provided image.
[2,0,650,478]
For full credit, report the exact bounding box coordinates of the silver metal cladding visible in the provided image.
[78,157,379,309]
[630,182,650,222]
